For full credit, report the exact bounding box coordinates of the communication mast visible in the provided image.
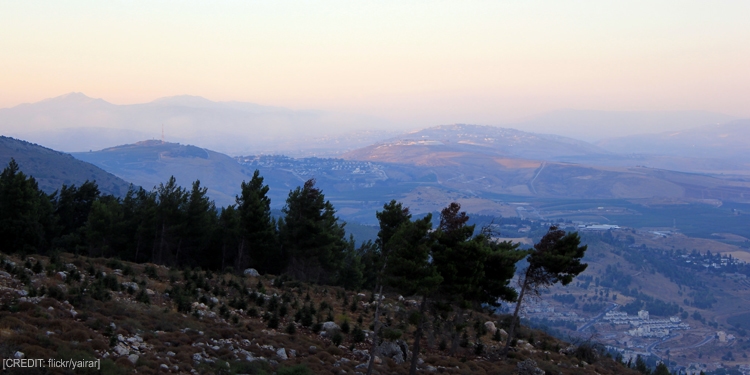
[161,124,165,144]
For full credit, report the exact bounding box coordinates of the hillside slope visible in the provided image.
[0,136,133,196]
[0,252,638,375]
[73,140,256,207]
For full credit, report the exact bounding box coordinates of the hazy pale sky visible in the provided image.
[1,1,749,125]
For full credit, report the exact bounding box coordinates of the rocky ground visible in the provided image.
[0,252,639,374]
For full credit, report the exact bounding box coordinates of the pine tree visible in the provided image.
[0,158,53,254]
[154,176,188,265]
[236,170,278,274]
[385,213,441,375]
[182,180,217,267]
[365,200,413,375]
[505,226,588,353]
[278,179,346,283]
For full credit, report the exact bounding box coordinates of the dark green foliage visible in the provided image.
[285,322,297,334]
[331,331,343,346]
[278,179,347,283]
[235,170,279,274]
[341,320,350,334]
[267,314,279,329]
[0,158,54,254]
[351,325,365,343]
[277,364,314,375]
[505,226,588,353]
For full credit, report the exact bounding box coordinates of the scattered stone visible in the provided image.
[377,340,409,364]
[192,353,202,363]
[322,321,340,331]
[65,263,77,271]
[243,268,260,277]
[56,272,67,281]
[160,364,169,370]
[113,343,129,356]
[146,289,155,295]
[516,359,545,375]
[484,321,497,335]
[14,351,24,359]
[0,271,11,278]
[276,348,288,360]
[167,351,176,357]
[127,354,139,364]
[122,282,139,291]
[288,349,296,358]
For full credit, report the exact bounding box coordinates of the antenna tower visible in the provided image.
[161,124,165,144]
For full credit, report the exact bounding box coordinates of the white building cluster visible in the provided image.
[603,309,690,338]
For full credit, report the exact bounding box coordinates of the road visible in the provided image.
[529,162,546,195]
[577,303,619,332]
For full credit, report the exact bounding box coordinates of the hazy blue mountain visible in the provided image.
[0,136,133,196]
[72,140,257,207]
[1,93,394,156]
[597,120,750,160]
[345,124,611,161]
[510,109,736,142]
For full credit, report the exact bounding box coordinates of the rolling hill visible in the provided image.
[72,140,256,207]
[0,136,133,196]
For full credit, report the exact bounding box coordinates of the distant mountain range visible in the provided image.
[0,136,132,196]
[0,93,394,156]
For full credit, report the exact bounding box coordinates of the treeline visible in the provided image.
[1,158,594,375]
[0,159,530,294]
[0,159,366,285]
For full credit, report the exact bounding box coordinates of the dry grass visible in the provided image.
[0,252,641,374]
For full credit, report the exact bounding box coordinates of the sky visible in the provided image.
[1,1,750,126]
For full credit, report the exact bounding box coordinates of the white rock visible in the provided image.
[276,348,288,360]
[166,351,176,357]
[160,364,169,370]
[127,354,139,364]
[192,353,202,362]
[14,351,24,359]
[113,343,130,356]
[484,321,498,335]
[243,268,260,277]
[322,321,340,331]
[121,282,139,291]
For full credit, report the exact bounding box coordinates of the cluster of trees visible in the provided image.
[0,159,352,284]
[1,159,590,375]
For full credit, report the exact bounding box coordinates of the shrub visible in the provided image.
[351,326,365,343]
[341,320,350,334]
[285,322,297,335]
[331,331,343,346]
[267,314,279,329]
[277,364,314,375]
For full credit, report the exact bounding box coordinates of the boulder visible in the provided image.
[113,343,130,356]
[377,340,410,364]
[243,268,260,277]
[484,321,497,335]
[121,282,139,291]
[322,321,340,332]
[127,354,139,365]
[276,348,288,360]
[516,359,545,375]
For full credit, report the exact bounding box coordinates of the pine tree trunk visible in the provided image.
[365,284,384,375]
[409,295,428,375]
[504,269,530,353]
